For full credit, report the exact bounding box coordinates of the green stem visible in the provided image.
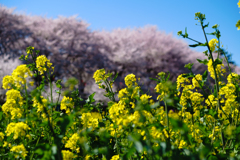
[55,90,62,111]
[164,100,169,131]
[24,83,29,118]
[114,126,120,155]
[30,136,41,160]
[185,37,204,45]
[49,80,53,116]
[45,107,63,160]
[105,79,116,102]
[211,119,216,145]
[201,23,225,148]
[30,52,40,87]
[48,73,53,104]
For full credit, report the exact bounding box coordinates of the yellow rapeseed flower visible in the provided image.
[208,38,218,52]
[60,96,74,114]
[111,155,120,160]
[36,55,52,75]
[0,132,4,141]
[176,74,190,95]
[65,133,80,151]
[5,122,30,140]
[12,64,33,87]
[62,150,76,160]
[207,59,224,79]
[178,140,187,149]
[32,96,48,117]
[2,89,24,119]
[124,74,137,88]
[10,144,28,158]
[93,69,106,83]
[227,72,239,84]
[192,74,202,88]
[140,94,152,104]
[2,75,15,90]
[81,112,100,129]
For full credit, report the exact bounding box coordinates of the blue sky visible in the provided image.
[1,0,240,66]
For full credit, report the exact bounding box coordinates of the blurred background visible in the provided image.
[0,0,240,105]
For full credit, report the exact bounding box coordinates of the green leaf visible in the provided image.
[19,55,24,60]
[149,77,159,82]
[203,50,208,56]
[203,22,209,28]
[134,141,143,153]
[197,59,208,65]
[208,109,217,119]
[56,79,62,89]
[185,27,188,38]
[51,145,57,155]
[181,73,190,78]
[216,30,221,39]
[177,30,182,36]
[212,59,222,68]
[57,114,72,135]
[202,70,208,82]
[86,92,96,104]
[212,24,219,29]
[181,73,194,78]
[113,72,118,81]
[150,101,160,109]
[199,42,208,46]
[166,72,170,81]
[55,90,60,94]
[206,32,216,35]
[0,112,3,121]
[123,147,136,159]
[184,63,194,70]
[108,101,115,107]
[235,124,240,135]
[208,155,218,160]
[189,44,199,47]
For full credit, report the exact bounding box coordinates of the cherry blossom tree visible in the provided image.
[0,5,238,106]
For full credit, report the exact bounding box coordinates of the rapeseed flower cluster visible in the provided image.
[12,64,33,87]
[219,74,239,121]
[2,75,15,90]
[111,155,120,160]
[62,150,76,160]
[5,122,30,140]
[93,68,106,82]
[207,59,225,79]
[81,112,102,129]
[93,68,111,88]
[208,38,219,52]
[60,96,74,114]
[0,132,4,141]
[192,74,202,89]
[65,133,81,152]
[2,89,24,119]
[32,96,48,118]
[36,55,54,75]
[124,73,137,88]
[10,144,28,158]
[2,64,32,89]
[176,74,191,95]
[140,94,152,104]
